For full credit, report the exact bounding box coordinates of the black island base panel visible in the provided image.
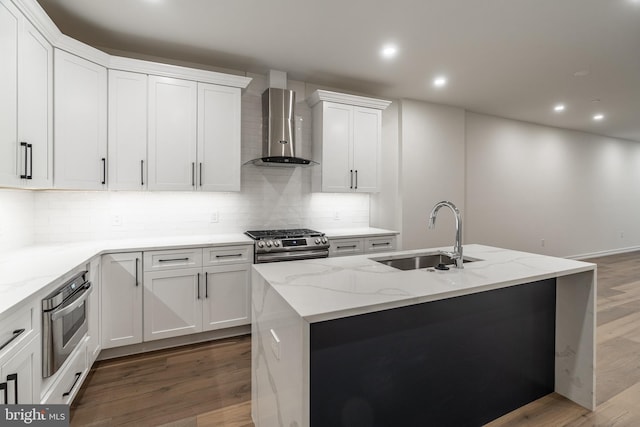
[310,278,556,427]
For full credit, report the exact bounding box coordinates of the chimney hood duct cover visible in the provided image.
[245,88,317,167]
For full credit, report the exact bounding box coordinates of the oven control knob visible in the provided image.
[266,241,272,247]
[257,241,265,248]
[274,241,280,247]
[315,238,321,244]
[321,237,328,244]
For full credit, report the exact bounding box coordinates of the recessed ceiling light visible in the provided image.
[554,104,565,112]
[593,114,604,121]
[380,44,398,59]
[433,76,447,88]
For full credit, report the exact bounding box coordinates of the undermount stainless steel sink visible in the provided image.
[373,252,478,271]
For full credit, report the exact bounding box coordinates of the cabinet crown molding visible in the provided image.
[109,56,251,88]
[307,90,391,110]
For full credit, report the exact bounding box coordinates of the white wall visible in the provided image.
[0,189,35,251]
[31,74,371,244]
[399,100,466,250]
[370,101,400,233]
[465,113,640,258]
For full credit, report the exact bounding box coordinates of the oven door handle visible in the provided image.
[256,249,329,263]
[50,283,92,322]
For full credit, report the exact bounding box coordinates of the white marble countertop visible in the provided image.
[0,234,253,317]
[252,244,596,323]
[323,227,399,239]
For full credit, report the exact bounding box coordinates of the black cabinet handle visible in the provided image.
[0,329,25,351]
[141,160,144,186]
[372,242,390,247]
[191,162,195,186]
[205,272,208,299]
[158,258,189,263]
[20,142,28,179]
[101,158,106,185]
[337,245,357,249]
[355,170,358,189]
[62,372,82,398]
[7,373,17,404]
[350,169,353,189]
[199,163,203,187]
[197,273,200,300]
[0,382,6,405]
[215,254,243,258]
[135,257,139,287]
[28,143,33,179]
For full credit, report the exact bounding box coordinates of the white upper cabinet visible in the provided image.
[147,76,198,191]
[0,0,20,188]
[19,19,53,188]
[197,83,241,192]
[54,49,107,190]
[0,1,52,188]
[308,90,390,193]
[108,70,148,190]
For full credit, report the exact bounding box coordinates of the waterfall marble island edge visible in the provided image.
[250,244,596,426]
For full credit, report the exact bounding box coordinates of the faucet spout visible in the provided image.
[428,201,463,268]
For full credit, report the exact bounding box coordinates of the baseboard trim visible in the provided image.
[97,325,251,361]
[568,245,640,260]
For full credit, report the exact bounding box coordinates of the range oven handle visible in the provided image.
[50,283,91,322]
[256,249,329,263]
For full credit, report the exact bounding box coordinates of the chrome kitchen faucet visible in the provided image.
[428,201,464,268]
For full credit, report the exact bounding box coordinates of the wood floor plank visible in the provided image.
[71,251,640,426]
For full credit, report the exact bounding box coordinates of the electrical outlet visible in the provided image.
[210,211,219,223]
[333,211,340,221]
[541,239,545,247]
[111,214,122,227]
[620,232,624,239]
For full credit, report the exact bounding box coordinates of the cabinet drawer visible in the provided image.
[364,236,396,253]
[203,245,252,266]
[41,340,87,405]
[329,238,364,257]
[144,248,203,271]
[0,305,34,358]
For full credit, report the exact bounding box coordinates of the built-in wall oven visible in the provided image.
[42,271,91,378]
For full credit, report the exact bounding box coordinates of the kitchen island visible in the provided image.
[251,244,596,426]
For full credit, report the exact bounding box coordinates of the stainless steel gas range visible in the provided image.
[245,228,330,263]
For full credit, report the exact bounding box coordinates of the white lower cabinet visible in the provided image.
[143,246,252,342]
[143,267,203,341]
[41,340,87,405]
[0,334,41,404]
[87,257,101,364]
[329,235,397,257]
[202,264,251,331]
[101,252,143,349]
[329,238,364,257]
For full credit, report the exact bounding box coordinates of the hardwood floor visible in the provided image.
[70,336,253,426]
[71,251,640,426]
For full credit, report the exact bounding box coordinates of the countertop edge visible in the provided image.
[301,264,596,323]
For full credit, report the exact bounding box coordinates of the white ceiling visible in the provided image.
[37,0,640,142]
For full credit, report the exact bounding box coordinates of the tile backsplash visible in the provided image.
[30,74,370,244]
[0,189,35,251]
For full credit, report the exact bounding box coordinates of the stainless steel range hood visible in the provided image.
[245,87,317,167]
